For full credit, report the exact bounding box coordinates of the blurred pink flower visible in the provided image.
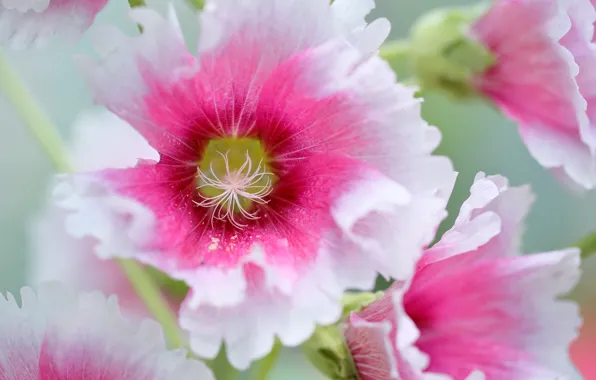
[0,0,108,48]
[471,0,596,189]
[54,0,456,369]
[29,109,161,318]
[570,312,596,379]
[344,173,582,380]
[0,282,213,380]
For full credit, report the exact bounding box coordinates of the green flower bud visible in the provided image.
[408,4,495,98]
[302,292,383,379]
[341,290,384,318]
[301,324,358,380]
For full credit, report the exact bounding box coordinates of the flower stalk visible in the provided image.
[0,51,72,173]
[576,232,596,259]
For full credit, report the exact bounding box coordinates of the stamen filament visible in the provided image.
[195,150,274,229]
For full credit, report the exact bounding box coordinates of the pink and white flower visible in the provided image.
[344,173,582,380]
[0,281,213,379]
[54,0,455,369]
[470,0,596,189]
[29,109,163,317]
[0,0,108,48]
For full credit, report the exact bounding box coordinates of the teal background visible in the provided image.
[1,0,595,378]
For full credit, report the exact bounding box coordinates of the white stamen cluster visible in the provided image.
[195,150,274,229]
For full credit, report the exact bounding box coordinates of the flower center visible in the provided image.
[195,137,276,229]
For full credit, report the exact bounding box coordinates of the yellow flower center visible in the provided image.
[195,137,277,229]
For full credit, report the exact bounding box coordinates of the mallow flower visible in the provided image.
[0,281,213,379]
[0,0,108,48]
[405,0,596,189]
[344,173,582,380]
[54,0,455,369]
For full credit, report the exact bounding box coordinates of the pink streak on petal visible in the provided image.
[38,340,151,380]
[345,287,429,380]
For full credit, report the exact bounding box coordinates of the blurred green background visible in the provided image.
[1,0,595,378]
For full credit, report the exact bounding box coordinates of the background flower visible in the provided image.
[0,0,108,48]
[27,109,170,317]
[0,281,213,379]
[344,173,581,380]
[471,0,596,189]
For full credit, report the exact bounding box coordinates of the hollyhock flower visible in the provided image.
[0,281,214,379]
[54,0,455,369]
[344,173,582,380]
[28,109,167,317]
[0,0,108,48]
[407,0,596,188]
[470,0,596,188]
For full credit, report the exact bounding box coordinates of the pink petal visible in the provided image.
[561,0,596,149]
[63,3,455,368]
[420,173,534,267]
[0,0,107,48]
[406,249,581,380]
[471,0,596,188]
[0,283,213,379]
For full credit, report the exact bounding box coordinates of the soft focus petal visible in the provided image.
[561,0,596,150]
[29,110,159,318]
[0,282,213,379]
[471,0,596,188]
[0,0,108,48]
[60,2,455,368]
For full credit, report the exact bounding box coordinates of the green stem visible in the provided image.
[186,0,205,10]
[0,50,185,349]
[118,259,186,348]
[379,39,411,62]
[576,232,596,259]
[251,341,282,380]
[0,51,72,173]
[128,0,146,7]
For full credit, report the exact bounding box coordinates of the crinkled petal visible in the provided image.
[471,0,596,188]
[0,282,213,379]
[0,0,107,49]
[78,6,198,150]
[421,173,534,266]
[561,0,596,149]
[199,0,388,58]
